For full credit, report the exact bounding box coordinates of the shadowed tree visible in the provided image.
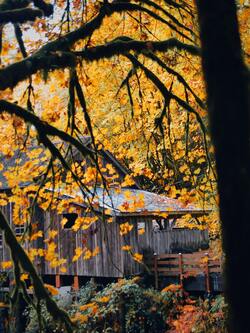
[196,0,249,332]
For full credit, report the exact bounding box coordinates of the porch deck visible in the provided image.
[151,251,223,293]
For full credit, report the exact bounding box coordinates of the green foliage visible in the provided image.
[25,279,170,333]
[25,279,227,333]
[70,278,169,333]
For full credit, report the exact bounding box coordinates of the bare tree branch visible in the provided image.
[0,8,43,24]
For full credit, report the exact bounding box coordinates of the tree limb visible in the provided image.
[0,51,76,90]
[32,0,53,17]
[0,209,73,332]
[76,37,200,60]
[0,38,199,90]
[0,100,94,158]
[0,8,43,24]
[125,53,205,132]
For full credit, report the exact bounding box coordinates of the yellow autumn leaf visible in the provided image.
[138,228,145,235]
[1,261,12,269]
[97,296,110,303]
[83,249,92,260]
[72,247,84,262]
[194,168,201,175]
[121,175,135,187]
[132,253,143,263]
[48,230,58,239]
[44,284,59,296]
[20,273,29,281]
[60,266,67,273]
[72,312,89,323]
[30,230,43,241]
[119,222,133,236]
[121,245,132,251]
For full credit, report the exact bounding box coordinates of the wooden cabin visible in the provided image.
[0,140,210,287]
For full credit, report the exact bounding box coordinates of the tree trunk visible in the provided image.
[195,0,249,332]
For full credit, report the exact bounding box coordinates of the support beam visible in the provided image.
[73,276,79,291]
[55,275,61,289]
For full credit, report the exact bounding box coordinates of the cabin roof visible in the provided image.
[70,187,210,217]
[0,146,46,190]
[0,140,210,217]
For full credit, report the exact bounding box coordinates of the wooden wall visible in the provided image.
[42,210,123,278]
[117,216,209,275]
[0,203,209,278]
[0,203,12,264]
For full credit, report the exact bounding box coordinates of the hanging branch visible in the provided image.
[0,100,94,159]
[14,23,28,58]
[0,99,106,203]
[143,51,205,108]
[163,0,194,16]
[125,53,206,133]
[67,68,77,132]
[0,210,74,333]
[139,0,197,37]
[125,53,215,176]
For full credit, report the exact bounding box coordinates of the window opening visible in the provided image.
[15,224,25,236]
[63,213,78,229]
[137,221,145,231]
[152,219,167,231]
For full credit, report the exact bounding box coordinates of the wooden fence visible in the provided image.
[152,251,222,292]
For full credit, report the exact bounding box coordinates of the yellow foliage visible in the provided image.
[1,261,12,269]
[83,246,100,260]
[47,230,58,240]
[30,230,43,241]
[138,228,145,235]
[121,245,132,251]
[20,273,29,281]
[71,312,89,323]
[44,284,59,296]
[97,296,110,303]
[132,253,143,263]
[0,302,8,308]
[119,222,133,236]
[60,266,67,273]
[72,247,84,262]
[121,175,135,187]
[161,284,182,293]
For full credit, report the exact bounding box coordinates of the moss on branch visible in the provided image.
[77,37,200,61]
[0,52,76,90]
[0,1,199,90]
[0,37,199,91]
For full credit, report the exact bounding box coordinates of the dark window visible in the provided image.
[63,213,78,229]
[15,224,25,236]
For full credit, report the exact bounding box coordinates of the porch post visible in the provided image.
[153,253,158,289]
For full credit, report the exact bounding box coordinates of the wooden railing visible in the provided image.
[152,251,222,292]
